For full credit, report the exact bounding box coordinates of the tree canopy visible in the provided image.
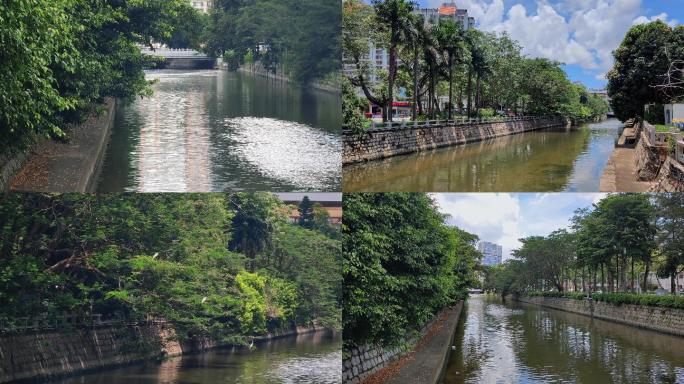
[343,193,480,348]
[607,21,684,121]
[0,193,341,340]
[342,0,609,125]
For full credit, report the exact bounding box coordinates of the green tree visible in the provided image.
[607,21,678,121]
[297,196,315,229]
[654,193,684,293]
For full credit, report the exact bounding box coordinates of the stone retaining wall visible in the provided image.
[635,131,667,181]
[342,309,445,384]
[343,117,566,165]
[650,157,684,192]
[516,296,684,337]
[0,323,321,383]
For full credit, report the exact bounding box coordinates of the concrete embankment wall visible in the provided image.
[651,157,684,191]
[236,64,339,93]
[343,303,463,384]
[8,98,116,193]
[516,296,684,337]
[343,117,567,165]
[0,323,322,383]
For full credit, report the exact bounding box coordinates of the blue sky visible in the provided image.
[411,0,683,88]
[433,193,607,259]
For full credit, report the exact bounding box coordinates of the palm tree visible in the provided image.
[374,0,416,122]
[466,29,494,117]
[435,20,466,120]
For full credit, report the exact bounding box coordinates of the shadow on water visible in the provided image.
[53,330,342,384]
[443,295,684,384]
[343,119,621,192]
[97,70,341,192]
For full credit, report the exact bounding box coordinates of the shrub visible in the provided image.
[525,291,684,309]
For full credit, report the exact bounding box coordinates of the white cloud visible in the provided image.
[633,12,679,27]
[432,193,607,260]
[422,0,679,83]
[433,193,523,260]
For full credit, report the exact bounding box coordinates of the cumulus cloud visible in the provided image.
[432,193,607,260]
[633,12,678,27]
[422,0,678,83]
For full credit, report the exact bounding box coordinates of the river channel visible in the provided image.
[97,70,341,192]
[443,295,684,384]
[53,331,341,384]
[343,119,621,192]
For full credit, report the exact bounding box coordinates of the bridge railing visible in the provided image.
[139,46,209,58]
[0,313,167,334]
[343,115,558,132]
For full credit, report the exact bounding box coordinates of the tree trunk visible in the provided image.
[672,273,676,294]
[387,43,396,122]
[642,261,650,292]
[467,67,473,117]
[630,257,635,292]
[448,56,453,120]
[475,73,481,116]
[413,47,419,121]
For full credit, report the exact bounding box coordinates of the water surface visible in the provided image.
[98,70,341,192]
[443,295,684,384]
[343,119,621,192]
[55,331,341,384]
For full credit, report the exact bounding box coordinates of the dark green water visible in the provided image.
[97,70,341,192]
[443,295,684,384]
[54,331,341,384]
[343,119,621,192]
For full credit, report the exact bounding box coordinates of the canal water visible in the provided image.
[54,331,341,384]
[443,295,684,384]
[343,119,621,192]
[97,70,341,192]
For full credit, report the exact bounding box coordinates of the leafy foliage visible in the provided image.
[205,0,340,84]
[0,193,340,340]
[527,291,684,310]
[343,0,610,122]
[0,0,202,154]
[607,21,684,121]
[343,193,480,348]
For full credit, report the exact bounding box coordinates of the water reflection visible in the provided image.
[343,119,621,192]
[97,70,341,192]
[55,331,341,384]
[443,295,684,384]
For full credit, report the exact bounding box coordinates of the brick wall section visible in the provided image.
[343,313,442,384]
[517,296,684,337]
[342,117,567,165]
[0,323,321,383]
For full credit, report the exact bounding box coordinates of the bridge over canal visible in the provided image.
[140,46,216,69]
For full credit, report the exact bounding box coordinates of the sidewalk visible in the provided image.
[10,99,115,193]
[363,302,464,384]
[599,147,653,192]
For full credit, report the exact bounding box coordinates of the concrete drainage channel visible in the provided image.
[6,98,116,193]
[343,302,464,384]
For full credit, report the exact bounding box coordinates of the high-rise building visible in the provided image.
[343,2,475,87]
[414,2,475,30]
[478,241,502,266]
[190,1,212,13]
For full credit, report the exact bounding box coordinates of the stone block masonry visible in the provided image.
[343,303,463,384]
[343,117,567,165]
[0,323,323,383]
[516,296,684,337]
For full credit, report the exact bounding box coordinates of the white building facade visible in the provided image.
[190,1,212,13]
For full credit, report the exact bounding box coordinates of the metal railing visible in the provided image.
[0,314,167,334]
[139,47,209,59]
[342,115,558,132]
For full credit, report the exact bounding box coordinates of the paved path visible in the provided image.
[599,147,653,192]
[10,99,115,192]
[363,303,463,384]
